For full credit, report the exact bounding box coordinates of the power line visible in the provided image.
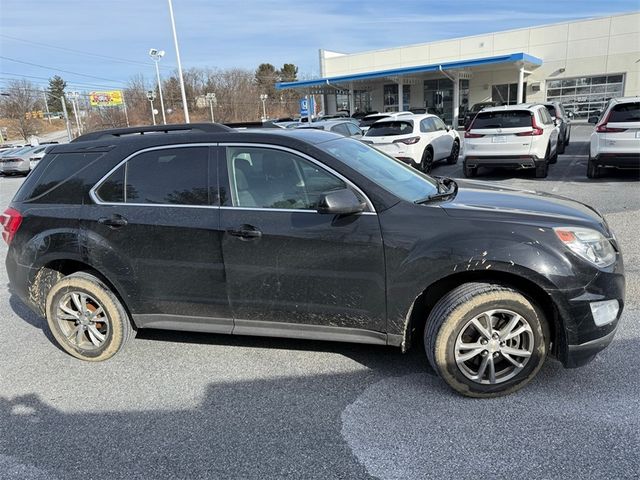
[0,33,176,71]
[0,55,129,84]
[0,73,130,91]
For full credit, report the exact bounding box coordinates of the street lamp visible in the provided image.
[260,93,268,120]
[167,0,190,123]
[149,48,167,125]
[147,90,157,125]
[205,92,217,123]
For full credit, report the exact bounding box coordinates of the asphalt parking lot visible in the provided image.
[0,125,638,480]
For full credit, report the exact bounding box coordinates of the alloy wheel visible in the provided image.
[55,291,110,350]
[454,309,534,385]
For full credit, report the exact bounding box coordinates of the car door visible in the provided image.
[430,117,454,159]
[84,145,233,331]
[218,144,387,340]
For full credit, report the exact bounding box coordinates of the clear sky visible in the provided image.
[0,0,637,91]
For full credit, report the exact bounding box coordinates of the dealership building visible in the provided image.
[276,12,639,125]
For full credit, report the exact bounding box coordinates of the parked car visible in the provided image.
[462,102,498,129]
[542,101,572,154]
[3,123,625,398]
[0,145,42,175]
[463,104,559,178]
[28,145,50,169]
[587,96,640,178]
[359,111,413,133]
[297,119,363,138]
[362,114,460,173]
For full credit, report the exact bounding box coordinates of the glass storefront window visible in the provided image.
[546,73,625,120]
[491,83,525,105]
[384,84,399,111]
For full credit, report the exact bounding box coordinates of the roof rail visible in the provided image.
[71,123,233,142]
[224,120,282,129]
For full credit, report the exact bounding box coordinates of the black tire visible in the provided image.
[565,130,570,147]
[45,271,134,361]
[447,140,460,165]
[421,147,434,173]
[463,162,477,178]
[587,156,601,179]
[424,282,548,398]
[535,146,550,178]
[557,135,565,155]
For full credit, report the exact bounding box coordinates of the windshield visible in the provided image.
[317,137,438,202]
[472,111,532,129]
[364,120,414,137]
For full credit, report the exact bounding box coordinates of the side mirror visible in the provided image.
[567,112,574,119]
[446,125,452,131]
[317,189,365,215]
[588,116,599,124]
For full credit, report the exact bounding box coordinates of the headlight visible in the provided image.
[554,227,616,268]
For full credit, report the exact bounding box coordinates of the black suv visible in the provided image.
[3,124,625,397]
[542,101,572,154]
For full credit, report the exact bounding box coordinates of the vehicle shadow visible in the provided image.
[7,291,432,377]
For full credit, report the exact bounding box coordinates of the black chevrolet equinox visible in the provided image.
[2,124,625,397]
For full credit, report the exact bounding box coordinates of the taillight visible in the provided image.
[516,114,543,136]
[596,124,626,133]
[464,131,484,138]
[0,207,23,245]
[392,136,421,145]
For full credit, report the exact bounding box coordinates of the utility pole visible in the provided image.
[42,88,51,124]
[205,92,217,122]
[68,91,82,136]
[122,92,130,127]
[167,0,190,123]
[147,90,157,125]
[60,93,73,141]
[260,93,268,120]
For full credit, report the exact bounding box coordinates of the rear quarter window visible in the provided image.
[472,111,533,129]
[13,152,106,204]
[365,121,414,136]
[609,102,640,122]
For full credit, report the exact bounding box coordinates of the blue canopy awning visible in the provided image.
[276,52,542,90]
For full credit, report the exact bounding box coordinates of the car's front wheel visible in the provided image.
[424,283,548,398]
[45,271,135,361]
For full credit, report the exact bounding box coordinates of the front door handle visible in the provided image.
[226,224,262,240]
[98,214,128,228]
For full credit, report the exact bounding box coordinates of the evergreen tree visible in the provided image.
[46,75,70,113]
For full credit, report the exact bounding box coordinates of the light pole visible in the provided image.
[205,92,217,122]
[68,91,83,136]
[147,90,157,125]
[260,93,268,120]
[149,48,167,125]
[167,0,190,123]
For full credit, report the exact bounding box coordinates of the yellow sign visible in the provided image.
[25,111,44,119]
[89,90,124,107]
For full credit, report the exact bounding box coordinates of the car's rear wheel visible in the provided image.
[535,147,550,178]
[421,148,434,173]
[45,271,134,361]
[447,140,460,164]
[424,283,548,398]
[463,162,477,178]
[587,156,602,178]
[557,135,565,155]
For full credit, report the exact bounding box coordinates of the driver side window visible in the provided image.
[225,147,346,210]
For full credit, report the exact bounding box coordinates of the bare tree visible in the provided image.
[0,79,42,141]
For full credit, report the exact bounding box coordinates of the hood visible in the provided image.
[441,179,607,230]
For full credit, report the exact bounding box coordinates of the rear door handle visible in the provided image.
[98,214,128,228]
[226,224,262,240]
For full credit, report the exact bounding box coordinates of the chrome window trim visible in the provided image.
[89,142,377,215]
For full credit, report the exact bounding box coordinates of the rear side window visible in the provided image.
[330,123,350,136]
[472,111,532,129]
[95,147,211,205]
[14,152,105,204]
[609,102,640,122]
[544,105,558,118]
[365,121,414,136]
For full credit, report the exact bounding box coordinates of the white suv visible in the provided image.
[362,114,460,173]
[463,104,558,178]
[587,96,640,178]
